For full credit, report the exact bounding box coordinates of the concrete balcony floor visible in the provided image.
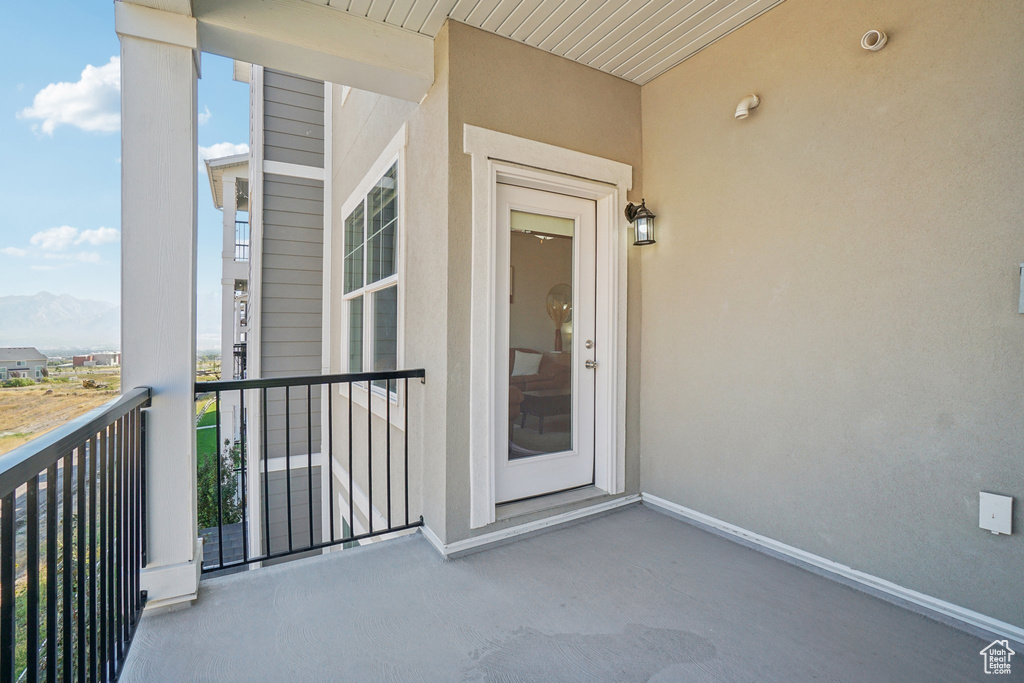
[123,505,989,681]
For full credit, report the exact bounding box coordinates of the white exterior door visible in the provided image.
[495,183,597,503]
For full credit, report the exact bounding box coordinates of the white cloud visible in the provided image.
[30,226,79,251]
[28,226,119,252]
[199,142,249,172]
[1,247,27,257]
[42,251,102,264]
[198,106,212,125]
[76,227,120,246]
[18,57,121,136]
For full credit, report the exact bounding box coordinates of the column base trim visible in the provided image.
[140,538,203,613]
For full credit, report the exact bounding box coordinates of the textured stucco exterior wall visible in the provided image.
[640,0,1024,625]
[328,22,643,546]
[328,24,451,540]
[444,21,644,543]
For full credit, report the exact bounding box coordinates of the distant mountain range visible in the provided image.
[0,292,223,353]
[0,292,120,351]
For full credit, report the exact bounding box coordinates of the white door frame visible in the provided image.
[464,124,632,529]
[495,184,596,503]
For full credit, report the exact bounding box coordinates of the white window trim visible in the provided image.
[464,124,633,529]
[337,124,408,428]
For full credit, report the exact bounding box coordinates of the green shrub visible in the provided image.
[197,438,242,529]
[3,378,34,388]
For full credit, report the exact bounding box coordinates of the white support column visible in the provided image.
[117,2,203,611]
[320,81,334,549]
[221,178,238,372]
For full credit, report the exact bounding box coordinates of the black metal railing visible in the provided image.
[232,343,246,381]
[234,221,249,262]
[194,369,424,573]
[0,387,150,682]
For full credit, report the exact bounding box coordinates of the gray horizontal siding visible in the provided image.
[262,238,323,258]
[261,356,324,374]
[263,70,324,167]
[261,171,324,458]
[261,297,323,314]
[264,466,323,561]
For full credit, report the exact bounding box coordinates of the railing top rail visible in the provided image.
[0,386,151,497]
[195,368,426,394]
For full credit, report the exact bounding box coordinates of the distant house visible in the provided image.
[0,347,48,381]
[73,352,121,367]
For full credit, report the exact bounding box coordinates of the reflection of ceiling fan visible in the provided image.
[513,228,556,241]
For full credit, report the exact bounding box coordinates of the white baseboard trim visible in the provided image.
[422,493,641,558]
[641,493,1024,645]
[140,538,203,613]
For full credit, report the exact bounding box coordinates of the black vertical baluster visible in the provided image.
[46,463,57,683]
[129,411,137,618]
[328,386,334,543]
[214,391,224,570]
[140,407,147,571]
[405,378,410,527]
[89,434,98,682]
[134,407,143,614]
[124,414,132,633]
[106,423,116,680]
[368,385,373,535]
[240,389,248,563]
[99,425,108,681]
[116,417,124,663]
[285,386,293,552]
[78,441,87,682]
[27,476,41,683]
[125,414,133,628]
[348,382,353,540]
[262,389,270,557]
[386,379,392,530]
[62,451,72,681]
[1,492,14,683]
[307,384,313,548]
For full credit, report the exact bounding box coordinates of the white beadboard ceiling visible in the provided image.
[317,0,784,84]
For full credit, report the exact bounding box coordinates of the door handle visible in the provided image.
[585,360,598,370]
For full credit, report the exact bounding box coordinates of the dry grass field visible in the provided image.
[0,360,222,456]
[0,367,122,456]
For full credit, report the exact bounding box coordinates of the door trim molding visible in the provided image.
[464,124,633,529]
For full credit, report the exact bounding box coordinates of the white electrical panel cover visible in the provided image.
[979,492,1012,535]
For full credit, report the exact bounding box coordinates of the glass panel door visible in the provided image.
[495,183,597,504]
[508,210,576,459]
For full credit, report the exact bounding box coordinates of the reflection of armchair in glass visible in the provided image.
[509,349,570,393]
[546,283,572,352]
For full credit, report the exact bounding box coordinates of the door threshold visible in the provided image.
[496,485,608,522]
[422,493,640,558]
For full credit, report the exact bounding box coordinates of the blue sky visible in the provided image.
[1,3,249,346]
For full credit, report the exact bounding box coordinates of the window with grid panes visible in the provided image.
[343,162,398,395]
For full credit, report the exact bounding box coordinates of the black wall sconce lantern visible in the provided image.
[624,198,656,246]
